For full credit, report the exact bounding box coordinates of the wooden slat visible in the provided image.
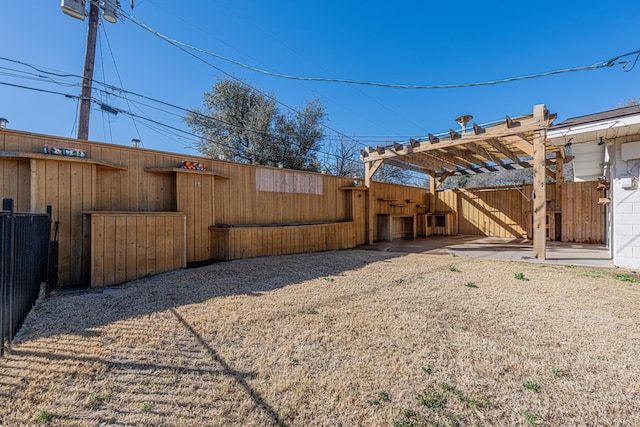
[91,214,105,288]
[114,215,126,284]
[125,215,137,282]
[86,212,186,287]
[69,164,83,281]
[103,215,116,287]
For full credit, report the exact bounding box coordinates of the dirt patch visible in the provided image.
[1,250,639,426]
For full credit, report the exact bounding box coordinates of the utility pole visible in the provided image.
[77,1,99,140]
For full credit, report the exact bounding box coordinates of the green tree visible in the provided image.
[185,79,325,172]
[271,98,325,171]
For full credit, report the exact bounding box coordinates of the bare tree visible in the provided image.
[323,136,363,177]
[617,97,640,108]
[374,163,412,184]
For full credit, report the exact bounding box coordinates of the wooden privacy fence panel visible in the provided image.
[445,182,603,244]
[456,188,527,238]
[0,130,360,286]
[214,164,354,225]
[87,212,186,288]
[561,181,605,243]
[210,222,357,261]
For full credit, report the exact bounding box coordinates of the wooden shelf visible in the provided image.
[0,151,127,170]
[377,198,398,202]
[339,186,368,191]
[390,203,407,207]
[144,167,228,179]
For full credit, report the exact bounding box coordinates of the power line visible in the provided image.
[100,23,142,142]
[0,62,420,145]
[0,81,80,99]
[0,59,514,148]
[149,0,419,134]
[0,78,365,169]
[118,10,639,89]
[0,56,337,150]
[0,57,365,160]
[118,10,364,146]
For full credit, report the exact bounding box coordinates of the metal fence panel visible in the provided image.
[0,199,51,356]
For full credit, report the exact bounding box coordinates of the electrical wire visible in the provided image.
[0,58,365,166]
[0,81,80,99]
[96,21,113,143]
[117,11,366,146]
[0,56,347,154]
[101,23,143,143]
[0,59,532,153]
[0,57,546,147]
[119,10,639,90]
[147,0,419,134]
[0,78,366,169]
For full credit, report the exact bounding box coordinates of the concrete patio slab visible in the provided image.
[358,235,614,268]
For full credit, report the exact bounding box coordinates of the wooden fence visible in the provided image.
[210,222,357,261]
[0,129,605,288]
[0,130,361,287]
[87,212,186,288]
[446,183,604,243]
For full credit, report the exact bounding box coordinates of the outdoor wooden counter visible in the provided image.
[210,221,357,261]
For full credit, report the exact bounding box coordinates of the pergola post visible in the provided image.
[427,170,436,235]
[427,170,435,212]
[532,104,548,259]
[555,156,564,212]
[364,160,384,244]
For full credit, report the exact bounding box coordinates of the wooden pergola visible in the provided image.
[361,104,563,259]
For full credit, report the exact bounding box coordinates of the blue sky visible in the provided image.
[1,1,639,157]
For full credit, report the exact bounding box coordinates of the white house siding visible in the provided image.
[612,140,640,269]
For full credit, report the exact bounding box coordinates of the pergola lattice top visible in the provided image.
[361,108,560,179]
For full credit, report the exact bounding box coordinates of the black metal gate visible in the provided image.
[0,198,51,356]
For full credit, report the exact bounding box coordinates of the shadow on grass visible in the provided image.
[3,249,406,424]
[19,250,402,341]
[170,308,280,424]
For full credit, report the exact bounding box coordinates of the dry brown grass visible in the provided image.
[1,250,639,426]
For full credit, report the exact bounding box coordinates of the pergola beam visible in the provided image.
[502,134,534,157]
[384,157,429,174]
[365,115,549,163]
[446,147,491,166]
[482,138,522,164]
[418,151,475,170]
[402,153,456,172]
